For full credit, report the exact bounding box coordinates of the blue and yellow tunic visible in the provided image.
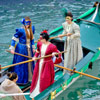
[9,26,35,84]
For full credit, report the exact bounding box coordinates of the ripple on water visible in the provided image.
[83,89,99,95]
[0,0,99,99]
[18,11,35,17]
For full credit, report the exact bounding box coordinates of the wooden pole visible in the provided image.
[49,34,67,40]
[1,51,67,70]
[6,50,32,59]
[79,19,100,25]
[54,64,100,80]
[34,34,67,43]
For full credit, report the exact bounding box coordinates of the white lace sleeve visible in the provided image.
[72,24,80,38]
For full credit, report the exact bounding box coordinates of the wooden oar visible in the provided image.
[54,64,100,80]
[49,34,67,39]
[34,34,67,43]
[1,51,67,70]
[6,50,32,59]
[78,18,100,25]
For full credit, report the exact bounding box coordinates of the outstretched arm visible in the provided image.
[9,29,21,54]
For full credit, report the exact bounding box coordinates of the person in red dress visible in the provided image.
[30,30,61,99]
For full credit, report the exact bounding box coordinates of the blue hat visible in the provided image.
[21,18,25,25]
[21,18,31,25]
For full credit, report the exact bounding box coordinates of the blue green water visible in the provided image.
[0,0,100,100]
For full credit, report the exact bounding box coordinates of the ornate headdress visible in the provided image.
[21,18,31,25]
[41,30,48,34]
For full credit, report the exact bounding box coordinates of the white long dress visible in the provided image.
[30,44,48,98]
[62,22,83,73]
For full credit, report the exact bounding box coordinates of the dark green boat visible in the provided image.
[34,2,100,100]
[0,2,100,100]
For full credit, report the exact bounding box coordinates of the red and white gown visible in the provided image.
[30,42,61,98]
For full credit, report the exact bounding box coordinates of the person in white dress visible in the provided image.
[59,12,83,74]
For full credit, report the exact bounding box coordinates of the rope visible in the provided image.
[0,93,30,98]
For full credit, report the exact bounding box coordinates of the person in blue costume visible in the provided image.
[9,16,35,85]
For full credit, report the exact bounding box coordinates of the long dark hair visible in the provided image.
[40,33,49,41]
[66,12,73,18]
[40,30,49,41]
[7,72,18,81]
[65,12,73,21]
